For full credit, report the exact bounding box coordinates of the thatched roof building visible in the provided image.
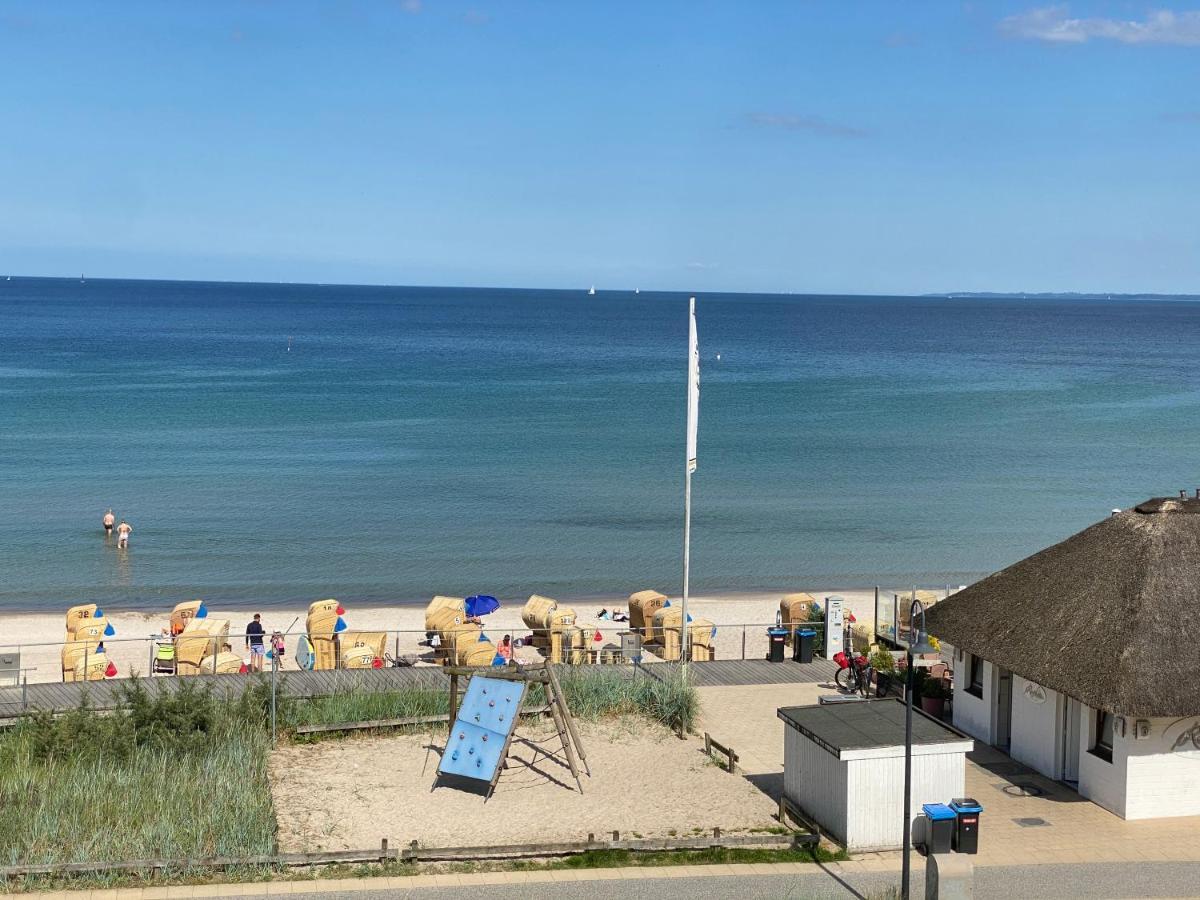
[925,495,1200,718]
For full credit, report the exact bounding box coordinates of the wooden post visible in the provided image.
[448,673,459,734]
[549,693,583,793]
[546,662,589,772]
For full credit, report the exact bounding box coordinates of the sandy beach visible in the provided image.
[0,589,886,685]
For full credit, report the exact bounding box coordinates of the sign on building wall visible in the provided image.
[1022,682,1046,704]
[1165,718,1200,753]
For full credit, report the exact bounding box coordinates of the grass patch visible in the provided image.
[284,687,447,742]
[286,664,697,738]
[0,679,276,871]
[543,666,697,733]
[513,843,846,870]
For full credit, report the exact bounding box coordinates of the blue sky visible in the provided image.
[1,1,1198,294]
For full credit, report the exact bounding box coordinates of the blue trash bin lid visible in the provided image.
[797,629,816,636]
[922,803,956,821]
[950,798,983,813]
[768,627,789,635]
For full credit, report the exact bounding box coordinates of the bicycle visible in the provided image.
[834,649,871,696]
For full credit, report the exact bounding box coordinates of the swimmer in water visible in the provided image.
[103,509,115,535]
[116,519,132,549]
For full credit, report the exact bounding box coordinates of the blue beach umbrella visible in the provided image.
[465,595,500,618]
[333,616,347,633]
[196,601,208,618]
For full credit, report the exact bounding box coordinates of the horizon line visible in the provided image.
[2,272,1199,302]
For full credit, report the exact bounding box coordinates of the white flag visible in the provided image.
[686,296,699,473]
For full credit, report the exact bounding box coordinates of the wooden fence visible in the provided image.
[0,830,816,879]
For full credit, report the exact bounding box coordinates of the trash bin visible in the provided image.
[921,803,956,855]
[767,627,788,662]
[949,797,982,854]
[792,628,816,663]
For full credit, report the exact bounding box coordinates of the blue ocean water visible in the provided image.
[2,278,1199,612]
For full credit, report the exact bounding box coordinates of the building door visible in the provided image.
[1061,696,1081,784]
[994,667,1013,751]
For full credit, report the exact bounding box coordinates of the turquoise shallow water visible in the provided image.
[2,278,1199,611]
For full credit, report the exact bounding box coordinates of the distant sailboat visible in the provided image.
[80,273,86,284]
[635,288,640,294]
[588,285,595,296]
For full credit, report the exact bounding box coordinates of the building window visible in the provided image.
[1091,711,1114,763]
[966,654,984,699]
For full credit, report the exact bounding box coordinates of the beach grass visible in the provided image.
[0,679,276,869]
[548,665,697,732]
[288,664,697,736]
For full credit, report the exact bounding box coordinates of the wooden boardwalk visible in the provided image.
[0,658,838,717]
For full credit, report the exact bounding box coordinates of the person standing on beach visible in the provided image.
[102,509,115,535]
[116,519,132,548]
[245,614,265,672]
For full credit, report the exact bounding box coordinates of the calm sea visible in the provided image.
[2,278,1199,612]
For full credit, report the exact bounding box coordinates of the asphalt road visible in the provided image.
[209,862,1200,899]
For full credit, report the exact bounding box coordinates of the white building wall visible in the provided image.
[1009,677,1062,779]
[785,727,847,843]
[1120,716,1200,820]
[952,653,993,744]
[842,750,968,851]
[1077,705,1126,818]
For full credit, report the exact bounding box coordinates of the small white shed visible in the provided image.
[779,699,973,851]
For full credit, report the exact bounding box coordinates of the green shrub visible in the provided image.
[0,681,275,867]
[868,648,896,674]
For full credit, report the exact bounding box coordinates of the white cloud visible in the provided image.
[744,112,868,139]
[1000,5,1200,45]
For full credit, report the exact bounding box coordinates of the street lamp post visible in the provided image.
[901,598,937,900]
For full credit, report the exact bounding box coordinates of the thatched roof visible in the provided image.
[924,496,1200,717]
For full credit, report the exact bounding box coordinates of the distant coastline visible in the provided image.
[930,291,1200,301]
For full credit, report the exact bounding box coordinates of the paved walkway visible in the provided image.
[20,860,1200,899]
[695,682,1200,868]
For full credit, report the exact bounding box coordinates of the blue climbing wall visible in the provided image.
[438,676,525,784]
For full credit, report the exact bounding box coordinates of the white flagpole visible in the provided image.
[682,296,699,673]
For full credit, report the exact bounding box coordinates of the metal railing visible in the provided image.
[0,618,834,688]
